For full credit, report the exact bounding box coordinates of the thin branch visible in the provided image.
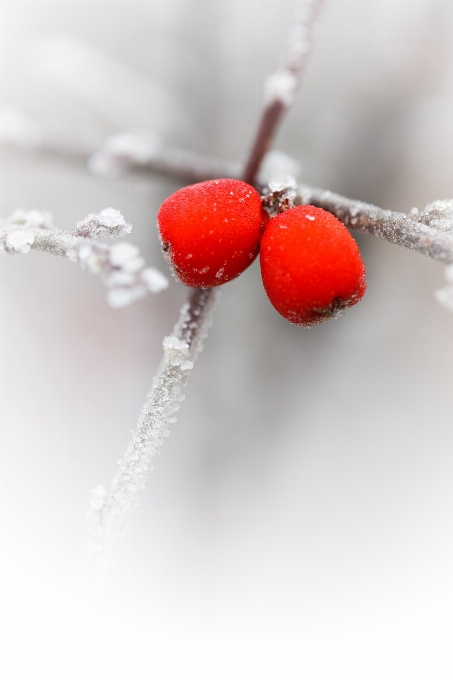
[0,208,168,306]
[297,184,453,264]
[86,288,220,569]
[242,0,324,184]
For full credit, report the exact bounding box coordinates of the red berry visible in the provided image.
[157,179,268,287]
[260,205,366,327]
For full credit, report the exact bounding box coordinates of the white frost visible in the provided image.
[6,228,35,253]
[265,70,298,106]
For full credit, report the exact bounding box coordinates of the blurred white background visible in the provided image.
[1,1,452,678]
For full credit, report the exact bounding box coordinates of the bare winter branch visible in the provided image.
[0,208,168,306]
[297,184,453,264]
[86,287,220,569]
[242,0,323,184]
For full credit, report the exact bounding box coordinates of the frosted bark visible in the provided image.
[86,288,220,569]
[297,184,453,264]
[0,209,168,305]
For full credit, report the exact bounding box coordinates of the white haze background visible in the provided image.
[1,1,452,678]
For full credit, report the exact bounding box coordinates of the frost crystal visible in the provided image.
[6,229,35,253]
[1,208,168,306]
[74,208,131,239]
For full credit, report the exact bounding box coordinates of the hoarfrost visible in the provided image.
[297,184,453,264]
[6,229,35,253]
[0,208,168,304]
[86,288,220,569]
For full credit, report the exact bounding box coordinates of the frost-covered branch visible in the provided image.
[242,0,323,184]
[297,185,453,264]
[1,108,302,185]
[87,288,220,569]
[0,208,168,306]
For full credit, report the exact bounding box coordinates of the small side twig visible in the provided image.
[0,208,168,306]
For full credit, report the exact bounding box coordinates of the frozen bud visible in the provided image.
[6,229,35,253]
[109,241,139,266]
[98,207,126,229]
[140,267,169,293]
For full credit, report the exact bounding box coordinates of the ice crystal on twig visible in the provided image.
[0,209,168,305]
[415,199,453,234]
[74,207,131,239]
[86,288,220,569]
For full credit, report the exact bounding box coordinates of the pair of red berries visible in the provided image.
[157,179,366,327]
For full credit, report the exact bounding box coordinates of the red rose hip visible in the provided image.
[157,178,268,287]
[260,205,366,327]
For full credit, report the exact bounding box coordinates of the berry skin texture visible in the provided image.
[260,205,366,327]
[157,179,268,288]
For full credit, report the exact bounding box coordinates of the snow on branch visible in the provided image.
[0,208,168,306]
[86,287,220,569]
[297,184,453,264]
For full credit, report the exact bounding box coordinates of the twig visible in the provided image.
[0,208,168,306]
[242,0,323,184]
[86,0,319,567]
[297,184,453,264]
[86,288,220,569]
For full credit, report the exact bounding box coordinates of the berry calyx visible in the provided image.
[260,205,366,327]
[157,179,268,287]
